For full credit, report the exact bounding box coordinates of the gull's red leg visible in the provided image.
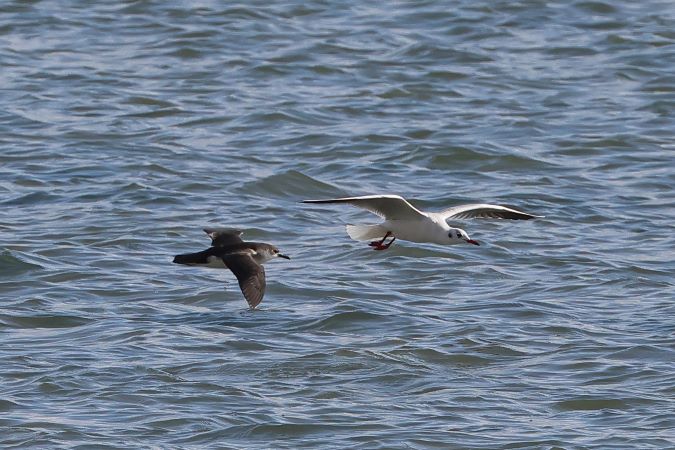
[369,232,392,248]
[373,236,396,250]
[370,232,395,250]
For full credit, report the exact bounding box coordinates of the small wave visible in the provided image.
[573,1,618,14]
[299,310,391,332]
[2,191,61,206]
[393,347,493,367]
[0,314,91,329]
[554,397,636,411]
[0,250,43,276]
[0,399,19,412]
[241,170,341,199]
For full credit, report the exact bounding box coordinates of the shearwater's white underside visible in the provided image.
[203,255,228,269]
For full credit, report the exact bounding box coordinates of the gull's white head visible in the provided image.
[447,228,480,246]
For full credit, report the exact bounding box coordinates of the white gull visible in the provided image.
[303,194,542,250]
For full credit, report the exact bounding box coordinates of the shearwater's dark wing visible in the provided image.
[222,252,266,308]
[204,228,244,247]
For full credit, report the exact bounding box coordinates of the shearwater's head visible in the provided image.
[447,228,480,246]
[253,243,291,263]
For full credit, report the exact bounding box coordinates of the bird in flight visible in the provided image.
[303,194,541,250]
[173,228,290,308]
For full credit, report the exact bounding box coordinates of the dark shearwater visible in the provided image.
[173,228,290,309]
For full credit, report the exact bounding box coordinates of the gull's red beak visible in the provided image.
[466,239,480,246]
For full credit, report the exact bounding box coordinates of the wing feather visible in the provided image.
[204,228,244,247]
[303,195,426,220]
[437,204,542,221]
[222,253,266,308]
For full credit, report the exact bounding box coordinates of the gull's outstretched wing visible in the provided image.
[437,204,542,221]
[222,252,266,309]
[303,195,427,220]
[204,228,244,247]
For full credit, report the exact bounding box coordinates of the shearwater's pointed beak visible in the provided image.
[278,253,291,260]
[465,239,480,246]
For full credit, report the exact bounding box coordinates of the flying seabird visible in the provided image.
[303,194,541,250]
[173,228,290,308]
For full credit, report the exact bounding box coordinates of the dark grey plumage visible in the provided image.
[173,229,289,309]
[204,228,244,247]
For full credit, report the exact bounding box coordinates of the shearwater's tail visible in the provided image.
[345,224,388,241]
[173,250,209,265]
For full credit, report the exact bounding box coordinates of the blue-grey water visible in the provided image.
[1,1,674,448]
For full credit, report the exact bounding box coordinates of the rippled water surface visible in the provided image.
[2,1,674,448]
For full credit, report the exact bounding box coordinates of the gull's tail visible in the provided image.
[345,224,388,241]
